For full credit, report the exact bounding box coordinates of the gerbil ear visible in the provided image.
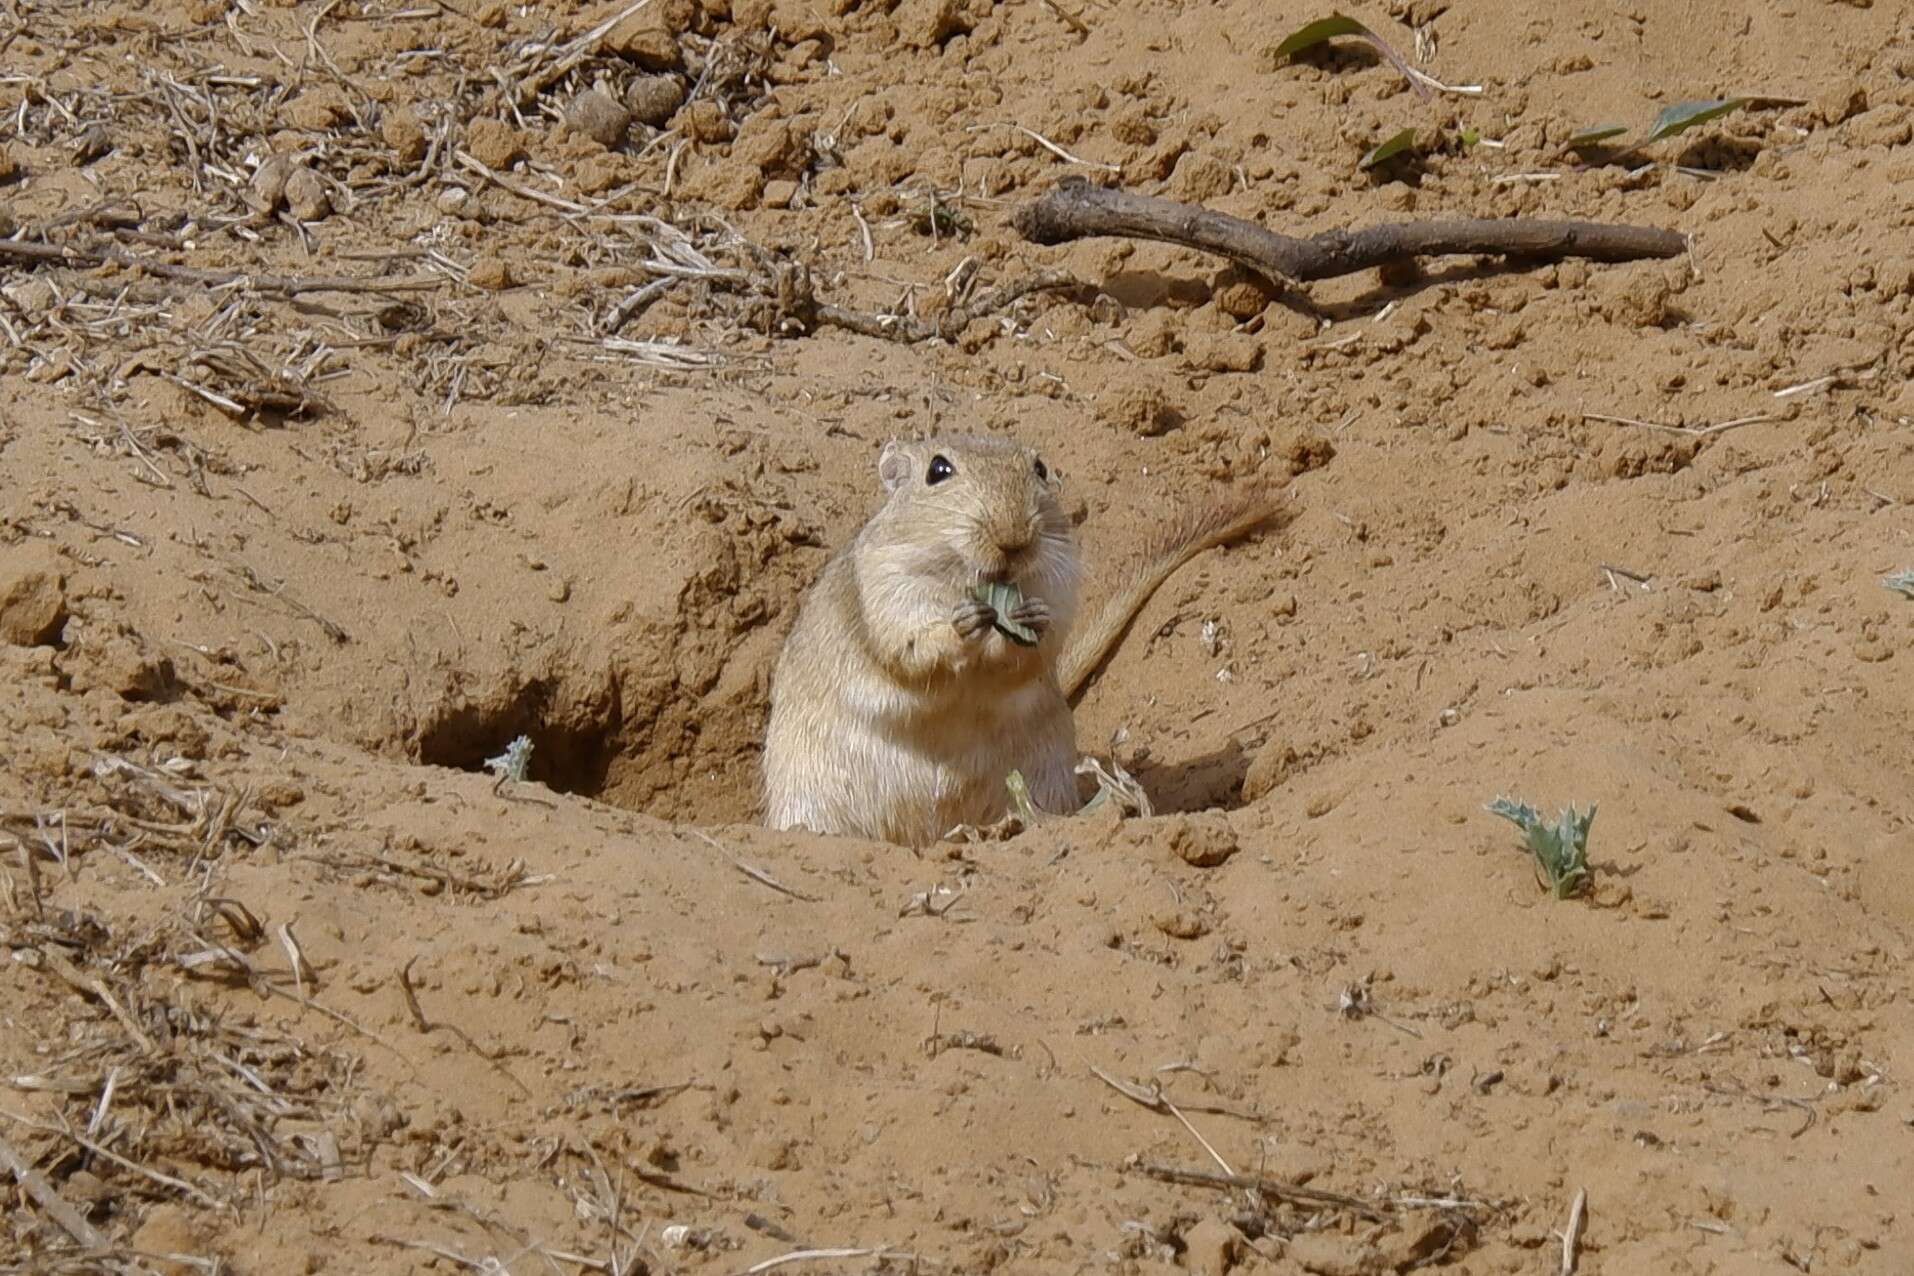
[877,441,913,493]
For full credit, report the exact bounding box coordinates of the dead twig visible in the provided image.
[1558,1187,1587,1276]
[0,1130,108,1249]
[1583,410,1781,438]
[742,1248,915,1275]
[508,0,656,108]
[1013,179,1687,290]
[398,956,532,1096]
[1089,1065,1234,1176]
[1135,1161,1391,1225]
[0,238,445,297]
[1702,1079,1818,1138]
[813,270,1082,344]
[691,831,819,902]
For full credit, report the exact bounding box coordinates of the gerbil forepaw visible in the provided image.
[1006,597,1051,634]
[953,598,997,641]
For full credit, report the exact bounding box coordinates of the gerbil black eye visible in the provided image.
[1033,458,1049,481]
[926,455,955,486]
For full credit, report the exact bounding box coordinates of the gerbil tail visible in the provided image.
[1058,485,1288,700]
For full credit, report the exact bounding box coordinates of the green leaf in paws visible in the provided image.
[973,581,1039,646]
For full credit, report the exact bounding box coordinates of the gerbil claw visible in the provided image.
[953,598,997,640]
[1006,597,1051,634]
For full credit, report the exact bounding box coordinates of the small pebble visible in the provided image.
[626,74,686,127]
[567,88,630,148]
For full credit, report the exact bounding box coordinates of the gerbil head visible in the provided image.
[870,434,1078,596]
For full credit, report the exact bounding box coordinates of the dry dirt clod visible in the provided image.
[675,98,736,143]
[609,9,684,69]
[1212,265,1280,320]
[1098,374,1183,436]
[1183,1217,1243,1276]
[0,547,68,647]
[469,255,516,290]
[249,153,296,213]
[382,107,428,164]
[898,0,973,47]
[1183,331,1262,373]
[466,118,527,169]
[1166,813,1239,867]
[284,167,332,221]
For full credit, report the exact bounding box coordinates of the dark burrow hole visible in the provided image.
[416,691,619,799]
[411,673,769,825]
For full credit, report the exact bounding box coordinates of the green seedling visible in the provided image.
[1003,756,1152,824]
[1885,569,1914,599]
[1274,13,1482,171]
[484,734,534,783]
[913,196,972,239]
[1563,124,1629,149]
[973,580,1039,646]
[1566,97,1748,156]
[1642,98,1747,143]
[1272,13,1433,101]
[1486,796,1595,899]
[1004,769,1045,823]
[1360,127,1419,169]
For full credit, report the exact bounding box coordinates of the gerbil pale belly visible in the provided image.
[765,675,1077,846]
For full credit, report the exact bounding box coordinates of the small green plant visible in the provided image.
[912,196,973,240]
[1272,12,1480,172]
[1885,569,1914,599]
[1565,97,1748,158]
[484,734,534,782]
[1486,796,1595,899]
[1272,14,1432,100]
[1360,127,1419,170]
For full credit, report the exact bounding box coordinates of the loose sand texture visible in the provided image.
[2,1,1912,1272]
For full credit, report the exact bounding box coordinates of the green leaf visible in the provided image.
[1003,769,1043,821]
[1642,98,1746,145]
[1359,128,1418,169]
[1486,796,1596,899]
[1272,13,1432,101]
[484,734,534,783]
[1884,568,1914,599]
[974,581,1039,646]
[1564,123,1628,149]
[1486,796,1541,829]
[1272,13,1368,60]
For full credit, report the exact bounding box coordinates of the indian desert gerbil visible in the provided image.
[761,434,1281,847]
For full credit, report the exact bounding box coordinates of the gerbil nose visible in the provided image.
[992,520,1034,556]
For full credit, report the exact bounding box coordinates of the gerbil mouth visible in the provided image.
[973,566,1026,591]
[975,546,1035,583]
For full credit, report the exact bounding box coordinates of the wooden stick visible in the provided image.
[1137,1161,1391,1224]
[1012,178,1688,285]
[1559,1187,1588,1274]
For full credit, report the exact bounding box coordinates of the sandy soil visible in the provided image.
[3,0,1913,1272]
